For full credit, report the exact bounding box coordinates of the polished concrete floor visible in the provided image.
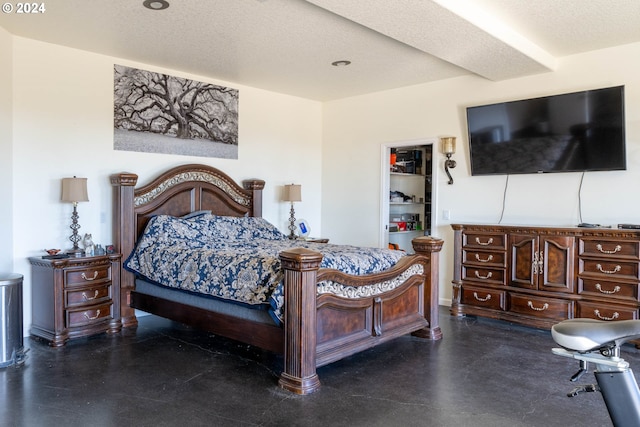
[2,308,637,426]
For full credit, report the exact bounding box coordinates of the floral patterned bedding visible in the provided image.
[124,213,409,325]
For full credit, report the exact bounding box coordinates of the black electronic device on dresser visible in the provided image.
[29,254,122,346]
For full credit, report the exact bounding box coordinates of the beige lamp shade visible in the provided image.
[61,177,89,203]
[283,184,302,202]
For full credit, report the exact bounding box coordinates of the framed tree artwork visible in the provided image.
[113,65,239,159]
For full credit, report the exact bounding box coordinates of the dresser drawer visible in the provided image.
[576,301,638,321]
[461,286,506,311]
[579,239,640,260]
[578,278,639,302]
[65,284,112,308]
[67,302,113,328]
[462,232,507,250]
[462,266,506,286]
[509,294,572,320]
[462,250,506,267]
[65,265,111,287]
[579,259,639,281]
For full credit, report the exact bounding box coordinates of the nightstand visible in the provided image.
[29,254,122,346]
[298,237,329,243]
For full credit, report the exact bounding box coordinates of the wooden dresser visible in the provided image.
[451,224,640,329]
[29,254,122,346]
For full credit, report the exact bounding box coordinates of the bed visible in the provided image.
[111,164,443,394]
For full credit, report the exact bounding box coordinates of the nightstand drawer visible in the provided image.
[65,265,111,286]
[66,284,112,308]
[67,302,113,328]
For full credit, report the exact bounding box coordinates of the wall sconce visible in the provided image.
[441,137,457,185]
[61,176,89,255]
[282,184,302,239]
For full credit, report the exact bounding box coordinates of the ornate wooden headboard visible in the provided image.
[110,163,265,326]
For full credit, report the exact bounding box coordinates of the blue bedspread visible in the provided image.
[125,214,406,325]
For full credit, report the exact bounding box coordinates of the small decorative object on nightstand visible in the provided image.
[282,183,302,239]
[61,176,89,256]
[29,253,122,346]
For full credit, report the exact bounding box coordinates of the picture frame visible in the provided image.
[295,219,311,238]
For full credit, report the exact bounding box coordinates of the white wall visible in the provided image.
[10,37,323,330]
[0,28,13,275]
[321,42,640,305]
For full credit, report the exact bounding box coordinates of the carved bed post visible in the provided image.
[278,248,323,395]
[411,236,444,340]
[110,172,139,328]
[243,179,265,218]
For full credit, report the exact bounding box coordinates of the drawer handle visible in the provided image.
[475,254,494,263]
[475,237,494,246]
[474,271,493,280]
[82,290,99,301]
[473,292,491,302]
[594,309,619,321]
[83,309,101,320]
[595,283,621,295]
[596,264,621,275]
[81,271,99,281]
[596,244,622,254]
[527,301,549,311]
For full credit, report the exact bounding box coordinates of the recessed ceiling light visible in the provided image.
[143,0,169,10]
[331,60,351,67]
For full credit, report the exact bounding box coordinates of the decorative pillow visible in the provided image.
[180,210,211,220]
[192,214,286,241]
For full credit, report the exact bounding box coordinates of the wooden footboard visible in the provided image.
[278,236,443,394]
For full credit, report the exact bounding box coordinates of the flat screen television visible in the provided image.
[466,86,626,175]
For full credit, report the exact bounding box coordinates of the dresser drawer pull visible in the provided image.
[596,264,621,275]
[594,309,619,321]
[81,271,99,281]
[527,301,549,311]
[596,244,622,254]
[475,237,494,246]
[473,292,491,302]
[474,271,493,280]
[82,290,99,301]
[474,254,494,263]
[83,309,101,320]
[595,283,621,294]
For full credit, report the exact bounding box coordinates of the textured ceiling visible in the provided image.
[0,0,639,101]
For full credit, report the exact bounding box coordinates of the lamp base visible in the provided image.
[288,202,297,239]
[66,248,85,257]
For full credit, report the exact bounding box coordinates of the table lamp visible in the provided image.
[283,184,301,239]
[61,177,89,255]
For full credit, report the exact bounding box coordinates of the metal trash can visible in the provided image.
[0,273,26,368]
